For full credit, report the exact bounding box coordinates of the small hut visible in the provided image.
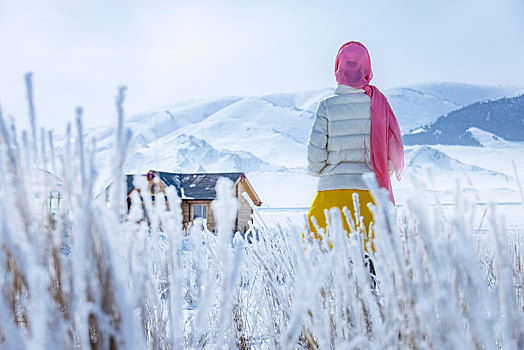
[126,170,262,232]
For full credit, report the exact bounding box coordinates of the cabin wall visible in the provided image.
[183,200,215,232]
[204,201,215,231]
[130,174,260,234]
[236,180,254,232]
[181,201,190,229]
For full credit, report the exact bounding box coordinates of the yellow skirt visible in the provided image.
[307,189,375,252]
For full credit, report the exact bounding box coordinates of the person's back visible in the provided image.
[307,84,372,192]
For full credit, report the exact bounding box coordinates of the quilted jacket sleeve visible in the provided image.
[307,101,328,176]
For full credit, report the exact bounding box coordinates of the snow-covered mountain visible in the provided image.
[83,82,523,206]
[394,145,518,204]
[87,96,244,151]
[409,82,522,107]
[87,82,523,154]
[403,146,511,180]
[386,87,461,133]
[125,134,278,174]
[403,94,524,146]
[386,82,523,133]
[466,128,510,148]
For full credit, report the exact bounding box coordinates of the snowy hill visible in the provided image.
[168,95,324,168]
[87,82,522,154]
[403,94,524,146]
[466,127,510,147]
[394,145,517,204]
[87,96,244,151]
[404,146,510,179]
[386,87,461,133]
[409,82,522,107]
[124,134,278,174]
[386,82,523,133]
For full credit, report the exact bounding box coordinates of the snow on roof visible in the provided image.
[127,171,245,200]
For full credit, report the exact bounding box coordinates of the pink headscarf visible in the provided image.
[335,41,404,203]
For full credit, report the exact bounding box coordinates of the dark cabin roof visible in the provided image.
[127,171,245,200]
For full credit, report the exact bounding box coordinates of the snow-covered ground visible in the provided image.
[259,203,524,231]
[2,78,524,349]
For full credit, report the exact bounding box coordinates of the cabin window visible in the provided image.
[49,191,60,214]
[192,204,207,220]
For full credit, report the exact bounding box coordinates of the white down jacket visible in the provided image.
[307,84,374,191]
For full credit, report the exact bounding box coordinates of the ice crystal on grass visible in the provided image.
[0,75,523,349]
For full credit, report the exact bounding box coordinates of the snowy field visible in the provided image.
[1,76,523,348]
[260,203,524,234]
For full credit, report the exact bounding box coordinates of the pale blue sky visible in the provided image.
[1,0,523,131]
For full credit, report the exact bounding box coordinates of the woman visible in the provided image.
[307,41,404,253]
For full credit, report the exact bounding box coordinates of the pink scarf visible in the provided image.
[335,41,404,203]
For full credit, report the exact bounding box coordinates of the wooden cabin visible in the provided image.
[126,170,262,232]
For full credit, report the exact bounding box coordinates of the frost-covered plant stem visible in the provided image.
[0,74,523,349]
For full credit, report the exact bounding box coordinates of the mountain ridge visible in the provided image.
[403,94,524,146]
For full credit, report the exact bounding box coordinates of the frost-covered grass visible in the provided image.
[0,74,523,349]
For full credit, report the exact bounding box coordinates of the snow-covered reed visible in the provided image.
[0,74,523,349]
